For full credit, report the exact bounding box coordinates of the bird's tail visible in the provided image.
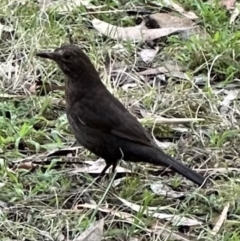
[126,145,205,186]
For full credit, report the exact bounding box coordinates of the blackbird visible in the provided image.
[36,44,206,186]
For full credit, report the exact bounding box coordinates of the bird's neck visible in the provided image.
[65,72,105,108]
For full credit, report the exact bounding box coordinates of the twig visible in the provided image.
[140,117,205,124]
[211,202,229,235]
[196,168,240,173]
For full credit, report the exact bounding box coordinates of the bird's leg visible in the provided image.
[96,160,118,183]
[95,164,110,183]
[111,161,118,174]
[95,163,110,183]
[99,162,111,177]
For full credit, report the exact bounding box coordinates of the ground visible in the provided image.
[0,0,240,240]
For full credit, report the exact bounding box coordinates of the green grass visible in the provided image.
[0,0,240,240]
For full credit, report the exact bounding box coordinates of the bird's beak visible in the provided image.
[36,51,59,60]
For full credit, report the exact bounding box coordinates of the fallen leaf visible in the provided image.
[56,233,65,241]
[221,0,236,10]
[210,203,229,235]
[0,62,18,80]
[147,12,206,39]
[121,83,138,91]
[0,93,25,99]
[37,0,52,9]
[39,0,99,12]
[139,48,159,63]
[112,177,127,187]
[50,97,66,106]
[92,18,195,42]
[14,146,81,164]
[139,67,188,79]
[139,117,205,125]
[117,197,202,226]
[138,62,188,80]
[150,222,197,241]
[198,167,240,174]
[13,161,36,171]
[74,219,104,241]
[162,0,199,19]
[0,23,14,41]
[230,3,240,24]
[155,140,176,150]
[219,90,239,115]
[27,80,64,95]
[193,75,207,86]
[148,13,194,28]
[0,200,8,209]
[76,203,135,221]
[70,158,131,174]
[150,181,185,198]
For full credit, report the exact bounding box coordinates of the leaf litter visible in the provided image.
[73,218,104,241]
[92,18,195,42]
[160,0,199,20]
[117,197,202,226]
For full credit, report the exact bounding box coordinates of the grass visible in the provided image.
[0,0,240,240]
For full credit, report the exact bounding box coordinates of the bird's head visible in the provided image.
[36,44,94,77]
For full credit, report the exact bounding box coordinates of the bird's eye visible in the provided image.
[64,53,71,60]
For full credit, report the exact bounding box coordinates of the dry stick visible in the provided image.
[139,117,205,124]
[196,168,240,173]
[211,202,230,235]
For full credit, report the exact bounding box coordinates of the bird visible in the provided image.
[36,44,206,186]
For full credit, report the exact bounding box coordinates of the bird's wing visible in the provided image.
[68,92,154,147]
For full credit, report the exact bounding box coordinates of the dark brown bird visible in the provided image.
[36,44,205,186]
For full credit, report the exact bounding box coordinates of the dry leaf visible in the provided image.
[0,200,8,209]
[0,93,25,99]
[162,0,199,19]
[210,203,229,235]
[56,233,65,241]
[147,12,205,39]
[26,80,64,95]
[70,158,131,174]
[0,23,14,40]
[139,48,159,63]
[92,18,195,42]
[117,197,202,226]
[138,61,186,79]
[230,3,240,24]
[0,62,18,80]
[76,203,135,221]
[74,219,104,241]
[14,146,81,164]
[121,83,138,91]
[155,140,176,150]
[198,167,240,174]
[39,0,98,12]
[139,116,205,125]
[221,0,236,10]
[150,181,185,198]
[49,97,66,106]
[28,82,39,94]
[112,177,127,187]
[37,0,52,9]
[149,13,194,28]
[219,90,239,115]
[138,66,188,80]
[13,161,36,171]
[150,222,197,241]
